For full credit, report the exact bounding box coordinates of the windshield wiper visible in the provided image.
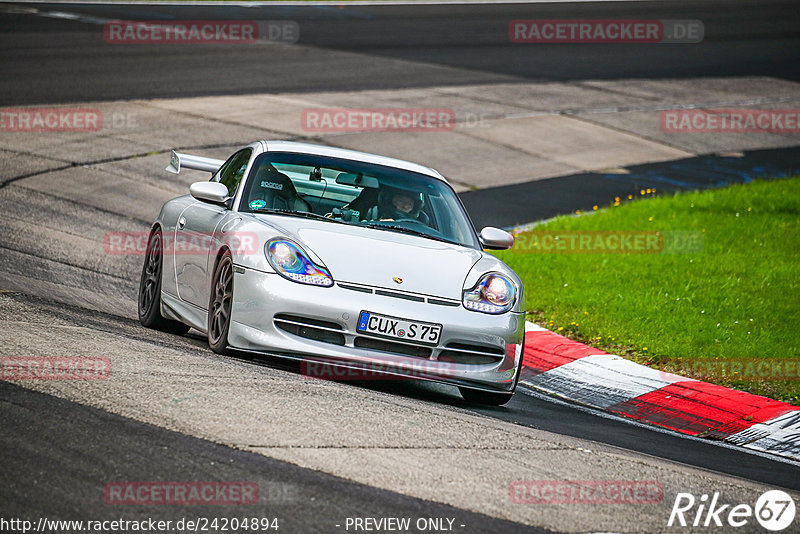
[361,223,459,246]
[252,208,343,223]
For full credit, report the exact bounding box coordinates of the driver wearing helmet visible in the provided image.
[370,186,428,225]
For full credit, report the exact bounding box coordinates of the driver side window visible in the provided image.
[216,149,252,196]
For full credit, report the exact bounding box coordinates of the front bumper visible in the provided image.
[228,266,526,393]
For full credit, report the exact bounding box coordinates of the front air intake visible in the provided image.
[274,314,345,346]
[438,342,505,365]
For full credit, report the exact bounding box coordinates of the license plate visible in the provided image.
[357,311,442,346]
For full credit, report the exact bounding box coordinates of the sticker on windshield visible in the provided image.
[249,199,267,210]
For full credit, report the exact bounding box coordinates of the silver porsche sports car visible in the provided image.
[138,141,525,405]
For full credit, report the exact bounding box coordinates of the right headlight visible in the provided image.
[265,238,333,287]
[462,272,517,314]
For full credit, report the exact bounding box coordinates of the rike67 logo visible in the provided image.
[668,490,796,531]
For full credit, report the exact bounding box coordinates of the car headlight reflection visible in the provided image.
[265,238,333,287]
[463,273,516,314]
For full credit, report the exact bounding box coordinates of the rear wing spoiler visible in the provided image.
[165,150,225,175]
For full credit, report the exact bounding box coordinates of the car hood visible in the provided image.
[264,217,483,299]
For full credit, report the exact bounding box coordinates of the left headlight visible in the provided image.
[462,272,516,314]
[265,238,333,287]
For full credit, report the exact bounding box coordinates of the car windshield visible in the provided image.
[239,152,481,249]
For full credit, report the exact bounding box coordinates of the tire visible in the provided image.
[208,250,234,354]
[459,387,514,406]
[138,228,190,335]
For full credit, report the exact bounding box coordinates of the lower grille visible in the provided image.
[274,314,345,346]
[438,342,505,365]
[354,337,432,359]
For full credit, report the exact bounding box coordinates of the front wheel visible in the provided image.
[208,250,234,354]
[138,229,189,335]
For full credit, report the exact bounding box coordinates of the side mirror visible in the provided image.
[479,227,514,250]
[190,181,230,206]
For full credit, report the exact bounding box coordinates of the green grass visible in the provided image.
[494,178,800,404]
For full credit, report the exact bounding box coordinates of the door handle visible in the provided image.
[178,216,186,229]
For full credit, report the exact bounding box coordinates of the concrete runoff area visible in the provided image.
[3,76,800,191]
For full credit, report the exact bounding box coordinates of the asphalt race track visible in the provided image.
[1,1,800,533]
[1,378,541,533]
[1,0,800,105]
